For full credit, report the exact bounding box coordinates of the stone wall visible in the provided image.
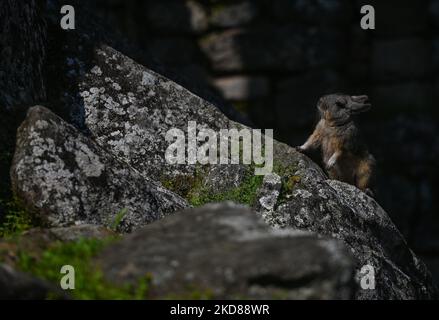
[92,0,438,138]
[89,0,439,284]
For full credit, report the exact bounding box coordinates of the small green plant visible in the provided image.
[16,237,151,300]
[0,198,33,238]
[161,173,202,200]
[110,208,128,231]
[273,162,301,205]
[188,169,264,207]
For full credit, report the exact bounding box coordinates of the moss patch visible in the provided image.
[109,207,128,232]
[15,237,151,300]
[274,162,301,205]
[188,168,264,207]
[161,171,204,200]
[162,165,264,207]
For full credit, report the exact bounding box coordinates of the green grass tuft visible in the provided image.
[273,162,301,205]
[188,170,264,207]
[110,208,128,231]
[16,237,152,300]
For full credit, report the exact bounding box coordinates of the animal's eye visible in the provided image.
[336,101,345,108]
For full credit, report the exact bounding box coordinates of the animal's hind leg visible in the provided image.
[356,156,375,197]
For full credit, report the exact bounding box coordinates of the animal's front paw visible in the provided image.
[326,157,336,170]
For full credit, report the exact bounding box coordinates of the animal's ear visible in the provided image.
[317,97,327,112]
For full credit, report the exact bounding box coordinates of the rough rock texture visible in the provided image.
[98,203,355,300]
[255,173,282,214]
[63,43,437,299]
[75,44,250,193]
[0,264,66,300]
[47,224,115,242]
[10,106,188,232]
[2,0,438,300]
[43,0,246,128]
[0,0,46,108]
[260,144,438,299]
[84,2,439,275]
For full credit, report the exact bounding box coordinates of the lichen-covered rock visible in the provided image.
[255,173,282,213]
[65,42,437,299]
[263,143,438,299]
[3,0,437,301]
[76,44,251,195]
[47,224,115,242]
[10,106,188,232]
[98,203,355,299]
[42,0,244,130]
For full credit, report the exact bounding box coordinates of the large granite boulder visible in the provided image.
[257,151,437,299]
[10,106,188,232]
[98,203,355,299]
[50,40,437,299]
[73,44,255,196]
[2,0,438,300]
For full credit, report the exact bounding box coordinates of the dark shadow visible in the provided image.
[58,1,439,283]
[2,0,438,286]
